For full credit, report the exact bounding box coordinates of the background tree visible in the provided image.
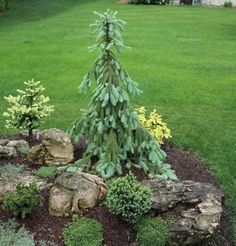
[0,0,9,12]
[69,10,176,180]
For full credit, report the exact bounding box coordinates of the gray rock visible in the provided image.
[0,171,50,201]
[7,140,29,150]
[20,129,41,138]
[28,128,74,166]
[142,180,223,245]
[0,139,9,146]
[49,172,107,216]
[0,146,17,158]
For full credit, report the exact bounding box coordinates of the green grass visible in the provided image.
[0,0,236,241]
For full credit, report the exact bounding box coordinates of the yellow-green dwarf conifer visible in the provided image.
[3,79,54,143]
[68,10,177,180]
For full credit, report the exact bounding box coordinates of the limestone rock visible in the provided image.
[49,172,107,216]
[28,128,74,166]
[142,180,223,245]
[0,139,9,146]
[42,128,74,165]
[21,129,41,138]
[0,171,50,201]
[7,140,29,150]
[0,146,17,158]
[28,144,45,164]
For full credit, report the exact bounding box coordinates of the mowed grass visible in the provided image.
[0,0,236,240]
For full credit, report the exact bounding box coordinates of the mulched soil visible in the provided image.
[0,135,232,245]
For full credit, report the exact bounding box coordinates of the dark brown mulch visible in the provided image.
[0,188,70,246]
[0,135,232,245]
[86,206,137,246]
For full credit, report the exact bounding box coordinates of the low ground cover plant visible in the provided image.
[106,172,152,223]
[136,216,170,246]
[63,217,103,246]
[3,79,54,143]
[3,182,43,218]
[34,166,57,179]
[0,219,34,246]
[0,163,24,175]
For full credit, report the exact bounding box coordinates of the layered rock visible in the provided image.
[0,146,17,158]
[0,139,29,158]
[49,172,107,216]
[6,139,29,150]
[0,171,49,201]
[142,180,223,245]
[28,128,74,166]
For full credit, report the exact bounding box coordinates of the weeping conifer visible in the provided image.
[68,10,177,180]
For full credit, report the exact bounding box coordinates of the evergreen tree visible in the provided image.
[68,10,177,180]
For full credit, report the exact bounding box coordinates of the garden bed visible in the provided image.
[0,135,231,246]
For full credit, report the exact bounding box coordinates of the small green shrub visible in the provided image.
[18,145,30,154]
[3,182,43,218]
[136,217,170,246]
[224,1,232,7]
[34,166,57,179]
[0,219,34,246]
[0,163,24,175]
[63,218,103,246]
[106,172,152,223]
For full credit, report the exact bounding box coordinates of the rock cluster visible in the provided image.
[49,172,107,216]
[142,179,223,245]
[0,139,29,158]
[0,171,49,201]
[28,128,74,166]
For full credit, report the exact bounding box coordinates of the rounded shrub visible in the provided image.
[136,217,169,246]
[105,172,152,223]
[3,182,43,219]
[63,218,103,246]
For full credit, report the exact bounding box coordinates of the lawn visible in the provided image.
[0,0,236,241]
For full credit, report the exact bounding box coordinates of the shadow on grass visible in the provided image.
[0,0,92,27]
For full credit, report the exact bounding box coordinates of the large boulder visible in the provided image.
[28,128,74,166]
[0,171,49,201]
[142,180,223,245]
[49,172,107,216]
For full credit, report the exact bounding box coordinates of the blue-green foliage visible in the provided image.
[68,10,176,180]
[0,219,35,246]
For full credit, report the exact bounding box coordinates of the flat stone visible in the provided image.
[49,172,107,216]
[0,146,17,158]
[0,139,9,146]
[142,179,223,245]
[7,140,29,150]
[0,171,50,201]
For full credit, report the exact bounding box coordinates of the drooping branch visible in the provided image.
[68,10,177,180]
